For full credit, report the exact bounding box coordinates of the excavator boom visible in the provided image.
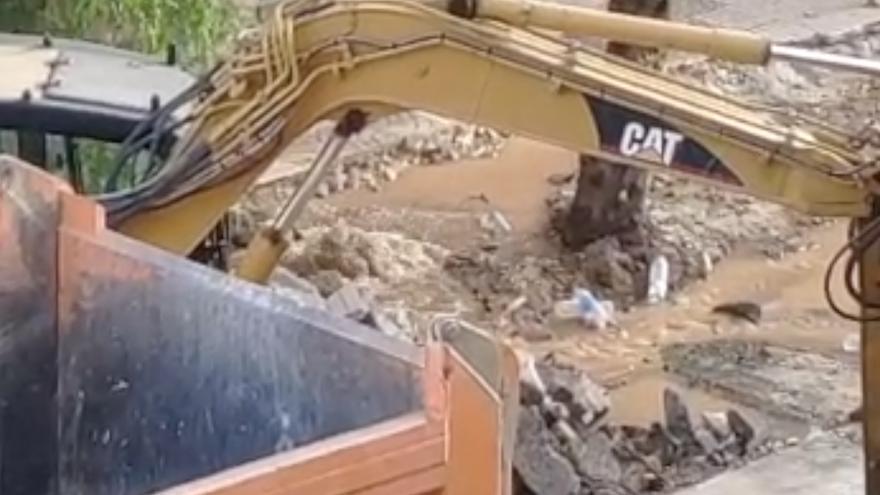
[103,0,877,256]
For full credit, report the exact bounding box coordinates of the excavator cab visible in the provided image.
[0,33,234,268]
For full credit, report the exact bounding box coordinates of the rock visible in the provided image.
[519,354,548,406]
[381,307,416,341]
[842,333,860,353]
[228,206,258,247]
[701,411,732,441]
[327,283,374,320]
[346,168,362,190]
[330,169,347,192]
[626,422,667,459]
[286,222,446,285]
[693,426,720,455]
[569,431,622,483]
[727,409,757,452]
[363,171,380,192]
[270,267,325,307]
[671,295,691,307]
[545,401,571,423]
[381,166,398,182]
[310,270,347,297]
[535,358,610,427]
[663,388,697,446]
[512,326,555,342]
[515,407,581,495]
[712,301,762,324]
[314,181,330,199]
[360,309,413,342]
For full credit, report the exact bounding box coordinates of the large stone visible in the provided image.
[693,427,721,456]
[310,269,347,297]
[269,267,325,308]
[663,388,697,446]
[569,431,622,484]
[515,407,581,495]
[519,353,548,406]
[327,283,374,320]
[535,359,610,427]
[727,410,757,453]
[702,412,732,442]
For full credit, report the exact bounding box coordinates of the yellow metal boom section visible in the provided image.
[473,0,770,64]
[112,0,874,254]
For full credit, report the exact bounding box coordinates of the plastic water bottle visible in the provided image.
[553,288,614,330]
[647,255,670,304]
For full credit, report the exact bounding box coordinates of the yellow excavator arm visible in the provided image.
[104,0,879,258]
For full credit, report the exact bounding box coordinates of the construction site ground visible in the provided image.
[229,1,880,493]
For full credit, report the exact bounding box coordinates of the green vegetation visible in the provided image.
[2,0,245,67]
[0,0,250,192]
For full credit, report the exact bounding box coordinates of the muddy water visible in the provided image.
[529,222,859,385]
[331,135,857,431]
[607,371,810,437]
[333,137,577,235]
[608,373,742,425]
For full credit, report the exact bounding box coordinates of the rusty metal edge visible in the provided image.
[156,412,446,495]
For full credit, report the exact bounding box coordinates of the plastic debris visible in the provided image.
[553,288,615,330]
[699,251,714,279]
[480,210,513,234]
[647,255,670,304]
[842,333,860,353]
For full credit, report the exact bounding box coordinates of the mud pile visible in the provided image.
[515,355,772,495]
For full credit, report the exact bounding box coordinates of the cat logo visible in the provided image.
[618,121,684,166]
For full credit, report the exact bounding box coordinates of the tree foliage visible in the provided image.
[3,0,244,67]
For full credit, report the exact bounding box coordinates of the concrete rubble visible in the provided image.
[251,120,506,208]
[662,340,861,425]
[282,220,448,288]
[513,354,771,495]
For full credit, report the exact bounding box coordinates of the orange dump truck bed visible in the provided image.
[0,156,519,495]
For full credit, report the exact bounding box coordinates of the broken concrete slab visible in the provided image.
[269,267,326,308]
[676,432,862,495]
[535,358,611,427]
[664,388,698,447]
[702,412,732,442]
[662,340,860,424]
[327,283,374,320]
[515,407,581,495]
[569,430,623,483]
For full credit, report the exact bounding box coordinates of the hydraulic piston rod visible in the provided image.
[472,0,770,64]
[771,45,880,77]
[235,110,367,284]
[459,0,880,75]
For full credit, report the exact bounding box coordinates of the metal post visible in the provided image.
[234,109,367,284]
[771,45,880,78]
[862,204,880,494]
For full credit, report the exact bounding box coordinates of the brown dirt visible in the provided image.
[331,137,576,239]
